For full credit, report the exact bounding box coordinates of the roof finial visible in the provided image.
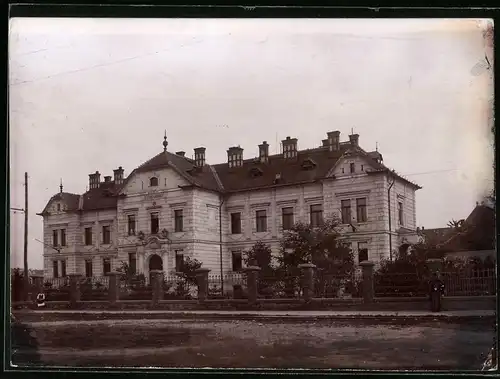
[163,130,168,152]
[351,127,354,135]
[376,142,378,152]
[59,178,63,193]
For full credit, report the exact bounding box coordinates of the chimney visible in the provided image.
[322,139,329,147]
[282,136,298,159]
[349,133,359,147]
[89,171,101,190]
[194,147,206,167]
[104,176,112,183]
[227,146,244,168]
[258,141,269,163]
[113,166,124,185]
[176,151,186,157]
[326,131,340,151]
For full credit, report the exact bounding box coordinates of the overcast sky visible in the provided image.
[9,18,494,269]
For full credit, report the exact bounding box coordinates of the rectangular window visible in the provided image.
[60,229,66,247]
[398,201,404,225]
[85,259,93,278]
[128,253,137,275]
[310,204,324,227]
[282,207,294,230]
[232,251,242,272]
[53,260,59,278]
[52,230,59,247]
[175,251,184,272]
[127,215,136,236]
[341,200,351,224]
[356,198,367,223]
[102,225,111,245]
[358,242,368,262]
[61,260,66,277]
[151,212,160,234]
[103,258,111,275]
[174,210,183,232]
[256,210,267,232]
[84,227,92,246]
[231,212,242,234]
[350,162,355,173]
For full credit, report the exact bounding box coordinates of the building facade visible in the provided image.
[38,131,421,283]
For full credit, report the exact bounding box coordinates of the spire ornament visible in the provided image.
[60,178,63,193]
[163,130,168,152]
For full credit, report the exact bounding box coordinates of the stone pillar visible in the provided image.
[150,270,164,306]
[195,268,211,303]
[298,263,316,302]
[426,258,444,275]
[68,274,83,308]
[359,261,375,303]
[30,275,44,302]
[107,272,120,307]
[162,250,169,274]
[137,247,145,275]
[243,266,261,305]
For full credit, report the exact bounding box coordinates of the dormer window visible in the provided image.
[301,158,317,170]
[57,203,61,212]
[350,163,355,174]
[249,167,263,178]
[149,177,159,187]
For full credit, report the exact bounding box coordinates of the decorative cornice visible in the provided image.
[169,201,187,208]
[335,189,371,197]
[276,199,298,206]
[304,196,324,203]
[250,202,271,209]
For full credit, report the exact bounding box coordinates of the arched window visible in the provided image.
[149,177,158,187]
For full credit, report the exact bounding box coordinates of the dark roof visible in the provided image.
[39,138,422,214]
[37,192,80,216]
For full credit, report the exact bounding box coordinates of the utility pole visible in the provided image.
[23,172,29,300]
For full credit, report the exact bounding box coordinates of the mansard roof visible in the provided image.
[37,192,80,216]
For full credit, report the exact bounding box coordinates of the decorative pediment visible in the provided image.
[301,158,317,170]
[249,167,264,178]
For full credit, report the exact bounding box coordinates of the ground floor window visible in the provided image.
[103,258,111,275]
[175,250,184,272]
[358,242,368,262]
[85,259,93,278]
[128,253,137,274]
[232,251,242,272]
[61,260,66,277]
[53,260,59,278]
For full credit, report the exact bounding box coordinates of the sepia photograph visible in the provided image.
[9,15,496,371]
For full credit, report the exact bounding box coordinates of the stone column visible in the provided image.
[243,266,261,305]
[162,250,169,275]
[359,261,375,303]
[137,247,145,275]
[195,268,211,303]
[107,272,120,307]
[150,269,164,306]
[68,274,83,308]
[298,263,317,302]
[30,275,44,302]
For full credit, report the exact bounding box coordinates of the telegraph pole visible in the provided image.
[23,172,29,300]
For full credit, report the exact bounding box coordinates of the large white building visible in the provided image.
[38,130,421,283]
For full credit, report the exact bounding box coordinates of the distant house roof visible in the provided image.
[37,192,80,216]
[39,136,422,214]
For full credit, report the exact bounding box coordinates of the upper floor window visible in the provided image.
[282,207,294,231]
[398,201,404,226]
[231,212,241,234]
[310,204,323,227]
[52,230,59,247]
[60,229,67,247]
[341,200,351,224]
[350,163,355,173]
[232,251,243,272]
[102,225,111,244]
[149,177,159,187]
[127,215,136,236]
[151,212,160,234]
[84,227,92,246]
[356,198,367,223]
[256,210,267,233]
[174,210,184,232]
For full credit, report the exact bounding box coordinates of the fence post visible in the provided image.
[359,261,375,303]
[30,275,44,302]
[243,266,261,305]
[150,270,164,307]
[298,263,316,302]
[107,272,120,307]
[68,274,82,308]
[195,268,211,303]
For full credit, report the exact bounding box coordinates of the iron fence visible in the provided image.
[207,273,246,299]
[442,269,497,296]
[314,270,363,298]
[374,272,428,297]
[258,275,302,299]
[163,274,197,300]
[43,277,70,290]
[80,276,110,301]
